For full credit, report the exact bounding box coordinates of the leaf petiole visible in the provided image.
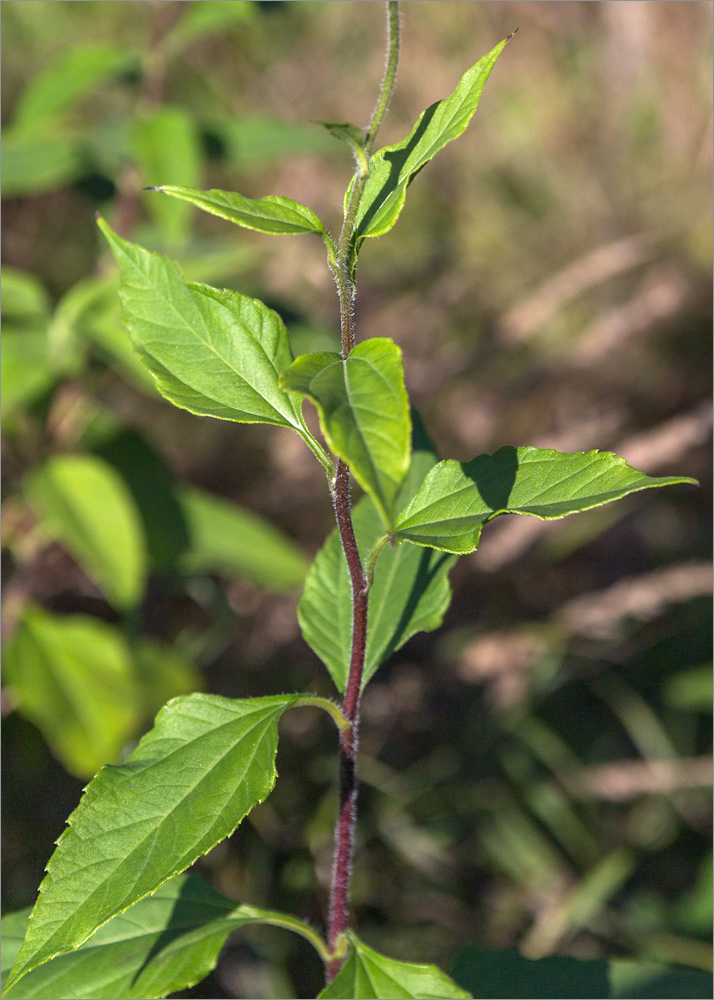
[240,907,334,965]
[297,423,336,482]
[364,532,391,593]
[290,694,351,733]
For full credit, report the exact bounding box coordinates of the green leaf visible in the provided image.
[318,934,471,999]
[300,419,454,692]
[1,911,31,995]
[453,948,714,1000]
[1,270,54,421]
[317,120,366,149]
[452,946,609,999]
[289,321,341,357]
[131,640,201,721]
[11,43,137,134]
[1,130,82,197]
[663,665,713,713]
[91,425,192,569]
[4,607,141,780]
[93,427,309,589]
[610,959,714,1000]
[353,37,511,242]
[207,114,335,167]
[1,329,52,422]
[97,219,305,430]
[1,268,51,321]
[1,872,326,1000]
[675,853,713,936]
[132,109,202,246]
[178,485,309,592]
[281,338,411,532]
[56,275,157,392]
[315,120,368,173]
[24,454,147,611]
[167,0,256,52]
[396,446,698,555]
[153,185,328,239]
[4,692,345,993]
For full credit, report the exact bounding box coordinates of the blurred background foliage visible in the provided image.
[1,2,711,998]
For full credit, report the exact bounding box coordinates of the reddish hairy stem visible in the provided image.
[326,460,367,978]
[324,5,400,980]
[334,461,369,723]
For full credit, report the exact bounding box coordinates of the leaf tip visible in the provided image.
[143,185,161,192]
[506,27,519,42]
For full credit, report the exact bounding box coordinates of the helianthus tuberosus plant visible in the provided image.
[2,4,696,999]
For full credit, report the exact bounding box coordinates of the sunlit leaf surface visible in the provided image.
[5,693,333,992]
[396,446,697,554]
[282,338,411,532]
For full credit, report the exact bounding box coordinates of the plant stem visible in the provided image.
[325,1,400,982]
[364,1,401,155]
[325,458,366,981]
[332,0,400,355]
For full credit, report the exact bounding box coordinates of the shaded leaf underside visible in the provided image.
[1,873,325,1000]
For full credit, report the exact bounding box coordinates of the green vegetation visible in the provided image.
[2,2,711,998]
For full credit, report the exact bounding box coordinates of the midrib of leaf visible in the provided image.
[204,718,276,833]
[371,962,410,997]
[358,45,505,240]
[396,101,465,182]
[416,56,497,157]
[429,62,494,146]
[161,189,324,234]
[403,455,640,528]
[506,453,605,504]
[126,261,298,428]
[146,303,289,427]
[42,889,239,951]
[360,959,384,997]
[134,354,269,422]
[31,705,283,960]
[226,197,316,229]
